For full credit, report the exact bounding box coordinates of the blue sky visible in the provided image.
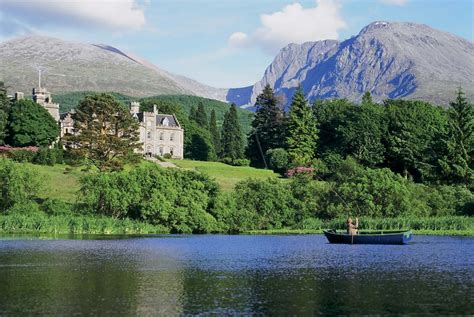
[0,0,472,88]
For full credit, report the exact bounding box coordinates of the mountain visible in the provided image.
[227,22,474,107]
[0,36,226,100]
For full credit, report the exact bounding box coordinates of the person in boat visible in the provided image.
[347,217,359,235]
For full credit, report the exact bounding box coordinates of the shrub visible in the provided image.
[8,149,37,163]
[220,157,250,166]
[163,153,172,159]
[0,159,41,211]
[266,148,289,173]
[77,164,220,233]
[34,148,57,165]
[41,198,73,215]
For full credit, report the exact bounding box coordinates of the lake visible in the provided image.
[0,234,473,315]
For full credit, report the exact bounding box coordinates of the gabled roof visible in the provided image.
[156,114,179,127]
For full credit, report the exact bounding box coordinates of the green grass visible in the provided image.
[28,163,83,203]
[170,159,281,191]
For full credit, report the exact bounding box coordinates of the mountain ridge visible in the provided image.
[226,21,474,107]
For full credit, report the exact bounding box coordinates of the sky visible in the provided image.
[0,0,472,88]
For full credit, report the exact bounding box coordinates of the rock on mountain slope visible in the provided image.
[227,22,474,107]
[0,36,226,100]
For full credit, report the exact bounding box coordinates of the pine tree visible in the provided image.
[221,104,244,160]
[246,84,286,167]
[194,102,208,128]
[66,93,141,171]
[437,88,474,185]
[209,109,221,155]
[0,82,8,145]
[286,86,318,165]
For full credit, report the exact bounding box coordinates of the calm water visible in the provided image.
[0,234,473,316]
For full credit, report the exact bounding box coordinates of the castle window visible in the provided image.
[159,132,164,140]
[170,133,174,141]
[162,117,170,126]
[159,147,164,156]
[147,120,152,127]
[170,148,174,156]
[147,131,152,139]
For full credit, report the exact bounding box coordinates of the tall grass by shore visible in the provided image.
[0,212,169,235]
[0,213,472,236]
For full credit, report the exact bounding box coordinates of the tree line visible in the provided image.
[247,84,473,187]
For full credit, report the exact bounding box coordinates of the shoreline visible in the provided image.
[1,229,473,238]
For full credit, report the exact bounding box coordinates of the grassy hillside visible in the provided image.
[54,92,253,135]
[170,159,281,191]
[27,159,278,202]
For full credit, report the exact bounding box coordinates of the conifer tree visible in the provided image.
[67,93,141,171]
[209,109,221,155]
[0,82,8,145]
[221,104,244,160]
[195,102,208,128]
[437,88,474,185]
[246,84,285,167]
[286,86,318,165]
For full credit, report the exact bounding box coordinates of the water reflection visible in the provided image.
[0,235,472,315]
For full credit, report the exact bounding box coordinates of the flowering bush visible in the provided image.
[285,166,315,178]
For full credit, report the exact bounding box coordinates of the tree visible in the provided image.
[337,99,386,167]
[209,109,221,155]
[383,99,448,182]
[246,84,286,167]
[185,121,217,161]
[0,82,8,145]
[194,102,208,128]
[221,104,244,160]
[312,98,353,158]
[437,88,474,185]
[286,87,318,165]
[7,99,59,147]
[67,93,141,171]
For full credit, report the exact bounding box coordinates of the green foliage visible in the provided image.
[232,178,296,230]
[220,104,244,160]
[209,109,221,155]
[286,87,318,165]
[0,211,169,234]
[40,198,73,215]
[0,81,8,145]
[437,88,474,185]
[220,157,250,166]
[383,99,448,181]
[7,99,59,147]
[247,84,286,167]
[337,102,386,167]
[194,102,209,127]
[77,164,220,233]
[266,148,289,173]
[34,148,64,165]
[7,149,37,163]
[0,159,41,211]
[66,93,141,171]
[185,121,217,161]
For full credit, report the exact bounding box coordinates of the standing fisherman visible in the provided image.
[347,217,359,235]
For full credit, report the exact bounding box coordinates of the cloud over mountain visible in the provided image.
[228,0,346,54]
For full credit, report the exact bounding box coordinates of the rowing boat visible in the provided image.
[323,229,413,245]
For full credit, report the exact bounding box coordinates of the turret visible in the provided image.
[130,101,140,114]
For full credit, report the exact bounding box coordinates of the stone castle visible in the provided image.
[15,87,184,159]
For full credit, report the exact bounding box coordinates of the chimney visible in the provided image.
[153,104,157,114]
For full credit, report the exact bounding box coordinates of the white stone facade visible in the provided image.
[132,104,184,159]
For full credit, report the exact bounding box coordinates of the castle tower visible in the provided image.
[32,87,60,121]
[130,101,140,114]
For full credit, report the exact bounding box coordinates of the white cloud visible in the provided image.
[378,0,409,6]
[0,0,146,35]
[228,0,346,54]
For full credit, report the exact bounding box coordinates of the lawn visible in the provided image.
[170,159,281,191]
[27,163,83,203]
